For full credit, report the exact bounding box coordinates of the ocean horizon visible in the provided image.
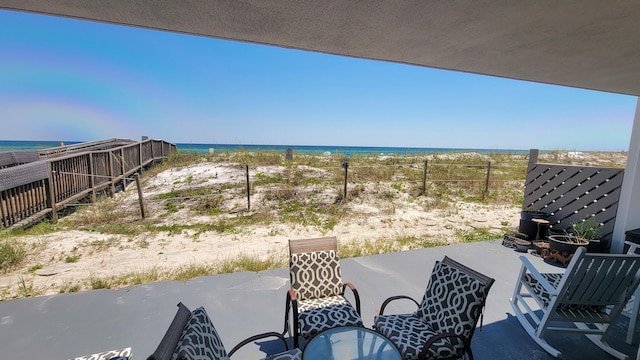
[0,139,531,156]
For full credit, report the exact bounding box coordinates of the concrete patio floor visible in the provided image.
[1,240,638,359]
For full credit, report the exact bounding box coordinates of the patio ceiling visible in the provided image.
[1,1,639,97]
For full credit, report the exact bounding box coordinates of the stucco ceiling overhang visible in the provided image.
[1,1,639,96]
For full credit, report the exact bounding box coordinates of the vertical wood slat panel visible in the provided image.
[9,187,16,225]
[0,190,7,227]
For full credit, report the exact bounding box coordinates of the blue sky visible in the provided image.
[0,9,637,151]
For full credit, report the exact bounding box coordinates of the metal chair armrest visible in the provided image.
[419,332,472,360]
[342,282,362,315]
[378,295,420,315]
[228,331,290,357]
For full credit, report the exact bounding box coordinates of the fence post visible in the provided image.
[46,163,58,223]
[88,153,96,202]
[246,165,251,211]
[483,161,491,200]
[135,173,146,219]
[108,151,115,197]
[120,148,126,191]
[422,160,428,195]
[341,161,349,200]
[528,149,539,173]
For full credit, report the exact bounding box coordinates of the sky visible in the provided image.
[0,9,637,151]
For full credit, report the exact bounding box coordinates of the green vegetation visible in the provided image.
[2,149,624,299]
[0,238,26,273]
[64,254,80,263]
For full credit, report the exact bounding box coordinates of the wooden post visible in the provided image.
[0,190,7,228]
[528,149,539,173]
[422,160,428,195]
[45,163,58,223]
[483,161,491,200]
[246,165,251,211]
[286,148,293,183]
[108,151,115,197]
[139,142,143,171]
[120,148,126,191]
[88,153,96,202]
[135,173,146,219]
[342,161,349,200]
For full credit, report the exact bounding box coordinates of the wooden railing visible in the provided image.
[0,138,176,229]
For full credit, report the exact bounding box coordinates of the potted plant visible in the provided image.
[519,206,549,241]
[547,221,592,265]
[572,218,604,252]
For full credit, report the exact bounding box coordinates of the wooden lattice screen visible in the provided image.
[523,150,625,242]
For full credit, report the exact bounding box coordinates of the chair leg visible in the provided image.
[578,322,630,360]
[510,295,562,358]
[628,288,640,344]
[283,298,291,336]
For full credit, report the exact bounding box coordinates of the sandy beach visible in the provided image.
[0,150,627,300]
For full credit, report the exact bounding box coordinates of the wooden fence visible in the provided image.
[0,138,176,229]
[523,149,624,242]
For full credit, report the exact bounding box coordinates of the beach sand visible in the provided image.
[0,151,626,299]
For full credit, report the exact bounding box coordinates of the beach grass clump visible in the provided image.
[213,150,283,166]
[217,253,285,274]
[89,276,111,290]
[338,235,437,258]
[456,227,501,243]
[82,237,121,252]
[83,254,286,291]
[17,275,42,298]
[0,238,26,273]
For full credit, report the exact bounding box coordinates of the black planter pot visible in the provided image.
[548,235,588,256]
[514,239,532,252]
[518,211,549,241]
[586,239,609,253]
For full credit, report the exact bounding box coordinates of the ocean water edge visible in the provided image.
[0,140,529,157]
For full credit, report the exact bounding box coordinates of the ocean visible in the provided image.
[0,140,528,156]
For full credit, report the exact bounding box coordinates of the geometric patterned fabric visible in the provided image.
[171,307,302,360]
[524,272,606,314]
[172,307,230,360]
[374,261,489,360]
[68,347,132,360]
[290,250,343,301]
[289,249,363,340]
[298,296,363,338]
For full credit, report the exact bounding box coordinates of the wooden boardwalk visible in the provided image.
[0,138,176,229]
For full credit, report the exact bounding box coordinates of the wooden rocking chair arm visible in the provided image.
[378,295,420,315]
[287,289,298,301]
[519,256,559,296]
[343,282,362,315]
[418,332,472,360]
[228,331,290,357]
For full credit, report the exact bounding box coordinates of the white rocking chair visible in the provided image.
[510,246,640,360]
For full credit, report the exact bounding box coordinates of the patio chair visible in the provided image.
[510,246,640,359]
[373,256,494,360]
[623,240,640,344]
[147,302,301,360]
[283,236,363,348]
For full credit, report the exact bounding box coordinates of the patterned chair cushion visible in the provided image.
[524,272,605,313]
[297,296,363,338]
[290,250,343,301]
[415,261,487,341]
[173,307,230,360]
[374,313,464,360]
[69,347,132,360]
[264,348,302,360]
